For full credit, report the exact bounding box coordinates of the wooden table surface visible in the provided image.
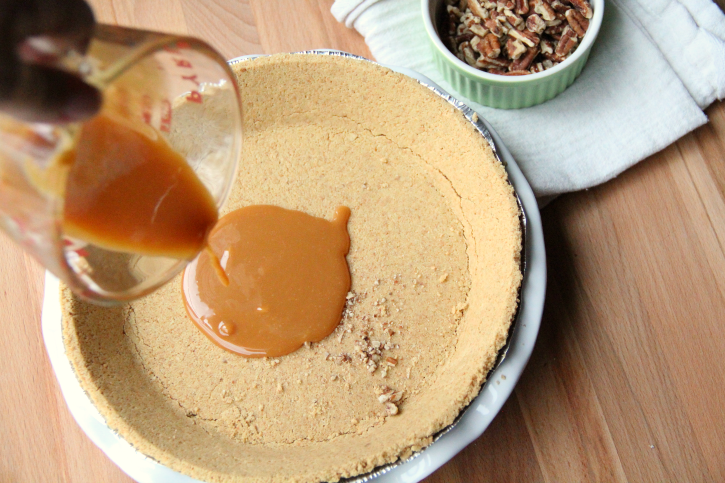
[2,1,725,482]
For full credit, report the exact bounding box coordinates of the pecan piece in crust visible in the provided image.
[555,25,578,56]
[565,8,589,37]
[515,0,529,15]
[526,13,547,34]
[509,45,539,71]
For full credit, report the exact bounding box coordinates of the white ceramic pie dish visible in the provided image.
[41,51,546,483]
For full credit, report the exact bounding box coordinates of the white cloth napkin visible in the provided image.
[331,0,725,198]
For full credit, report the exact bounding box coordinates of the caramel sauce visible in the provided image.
[182,205,351,357]
[62,114,218,260]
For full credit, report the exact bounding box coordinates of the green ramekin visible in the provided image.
[423,0,604,109]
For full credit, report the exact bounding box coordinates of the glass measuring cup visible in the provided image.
[0,25,242,304]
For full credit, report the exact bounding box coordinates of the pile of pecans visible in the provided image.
[441,0,593,75]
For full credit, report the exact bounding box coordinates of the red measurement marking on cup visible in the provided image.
[181,74,200,87]
[160,100,172,133]
[147,41,207,131]
[174,58,192,68]
[172,57,203,104]
[186,91,202,104]
[163,41,191,53]
[141,94,153,125]
[63,236,90,257]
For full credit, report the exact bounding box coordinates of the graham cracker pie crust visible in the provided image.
[62,54,522,483]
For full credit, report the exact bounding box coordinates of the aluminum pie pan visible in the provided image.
[41,50,547,483]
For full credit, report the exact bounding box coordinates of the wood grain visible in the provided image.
[1,1,724,482]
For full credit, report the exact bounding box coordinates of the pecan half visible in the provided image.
[456,32,475,43]
[510,45,539,70]
[541,48,564,62]
[504,70,530,75]
[555,25,578,56]
[545,22,565,35]
[566,0,592,19]
[495,12,515,34]
[475,56,511,69]
[481,32,502,58]
[526,13,547,34]
[497,0,515,9]
[533,0,556,21]
[470,23,489,37]
[470,34,484,53]
[460,41,478,66]
[540,37,555,54]
[565,8,589,37]
[467,0,489,19]
[445,15,457,38]
[515,0,529,15]
[509,27,540,46]
[503,9,525,29]
[470,35,488,57]
[462,11,482,28]
[484,16,504,36]
[550,0,569,12]
[446,4,462,17]
[506,37,527,59]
